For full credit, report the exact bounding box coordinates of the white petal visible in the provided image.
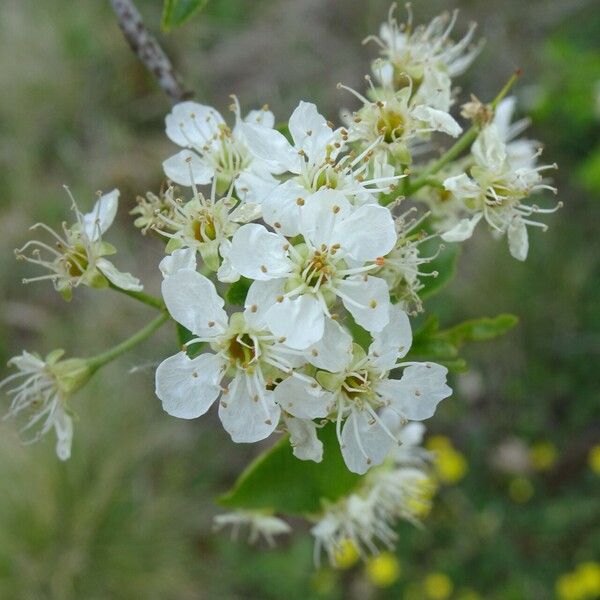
[159,248,197,278]
[397,421,426,447]
[377,363,452,421]
[299,189,352,248]
[235,169,278,204]
[260,179,308,237]
[155,352,224,419]
[218,374,280,443]
[412,105,462,137]
[369,304,412,370]
[161,269,227,337]
[96,258,143,291]
[288,101,335,162]
[266,294,325,349]
[493,97,517,141]
[229,224,292,280]
[417,68,452,112]
[440,213,483,242]
[243,279,285,328]
[83,189,119,241]
[285,415,323,462]
[305,318,353,372]
[242,123,299,173]
[341,409,395,474]
[508,218,529,261]
[337,275,390,333]
[274,376,332,419]
[162,150,214,186]
[333,203,397,262]
[54,409,73,461]
[244,108,276,129]
[216,240,240,283]
[228,202,262,224]
[165,101,224,148]
[472,125,507,171]
[443,173,481,199]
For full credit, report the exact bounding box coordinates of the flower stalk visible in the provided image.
[87,311,170,373]
[109,282,166,310]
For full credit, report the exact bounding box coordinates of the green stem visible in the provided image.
[87,312,169,372]
[109,282,165,310]
[398,71,522,199]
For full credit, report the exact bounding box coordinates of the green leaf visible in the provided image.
[407,313,518,371]
[162,0,208,31]
[419,242,461,300]
[219,424,361,515]
[225,277,252,307]
[437,314,519,348]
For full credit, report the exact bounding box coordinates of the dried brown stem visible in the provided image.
[109,0,193,104]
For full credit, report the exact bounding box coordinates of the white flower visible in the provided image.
[15,189,143,300]
[130,187,175,234]
[1,350,91,460]
[154,259,345,444]
[340,81,462,165]
[162,98,280,202]
[375,208,442,314]
[243,101,401,236]
[152,181,259,279]
[310,422,435,565]
[441,124,560,260]
[492,96,540,169]
[314,305,451,474]
[214,510,291,546]
[227,190,397,349]
[365,5,483,111]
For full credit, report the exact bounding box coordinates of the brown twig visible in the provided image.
[109,0,193,104]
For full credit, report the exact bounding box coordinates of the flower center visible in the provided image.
[227,333,257,369]
[192,213,217,242]
[376,108,405,144]
[59,242,89,277]
[301,245,343,289]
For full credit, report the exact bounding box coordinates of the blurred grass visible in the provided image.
[0,0,598,598]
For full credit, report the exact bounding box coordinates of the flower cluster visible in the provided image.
[149,6,558,476]
[1,2,561,565]
[153,93,454,473]
[310,422,435,565]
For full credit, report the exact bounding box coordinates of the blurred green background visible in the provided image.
[0,0,599,598]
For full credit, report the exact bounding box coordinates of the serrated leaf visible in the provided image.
[219,423,361,515]
[407,313,518,372]
[225,277,251,307]
[437,314,519,348]
[162,0,208,31]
